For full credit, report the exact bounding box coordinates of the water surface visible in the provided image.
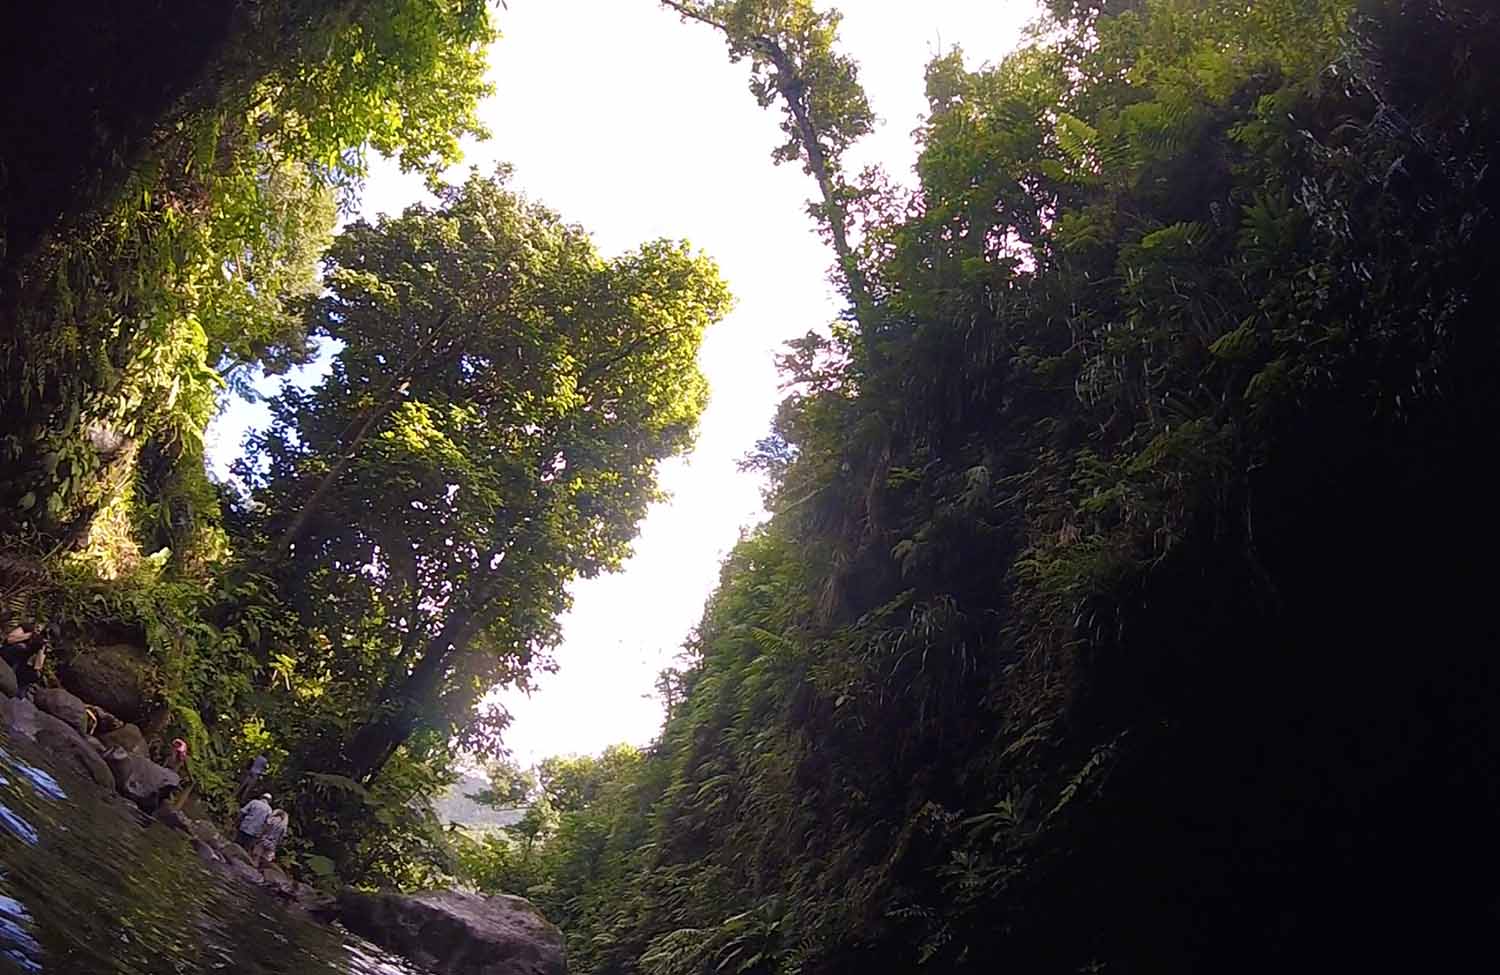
[0,733,418,975]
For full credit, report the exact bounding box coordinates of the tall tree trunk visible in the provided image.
[659,1,883,368]
[343,604,480,783]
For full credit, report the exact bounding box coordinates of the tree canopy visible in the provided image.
[238,172,729,787]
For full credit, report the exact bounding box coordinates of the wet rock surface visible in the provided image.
[103,747,180,811]
[0,732,421,974]
[338,888,567,975]
[99,722,147,755]
[0,663,388,957]
[4,696,114,788]
[32,686,92,735]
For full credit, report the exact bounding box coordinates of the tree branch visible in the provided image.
[659,0,883,368]
[270,307,457,559]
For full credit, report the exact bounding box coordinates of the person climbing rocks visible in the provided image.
[252,809,289,867]
[160,738,194,812]
[0,621,52,697]
[236,792,273,850]
[236,753,269,803]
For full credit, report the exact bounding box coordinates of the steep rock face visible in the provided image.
[337,889,566,975]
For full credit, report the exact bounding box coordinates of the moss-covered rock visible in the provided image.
[59,642,159,724]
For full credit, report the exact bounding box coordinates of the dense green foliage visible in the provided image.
[1,0,494,547]
[456,1,1500,971]
[8,3,1500,968]
[232,173,727,876]
[0,2,726,886]
[3,0,493,788]
[1,1,500,881]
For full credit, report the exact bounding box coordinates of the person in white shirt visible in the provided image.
[253,809,290,867]
[236,793,272,850]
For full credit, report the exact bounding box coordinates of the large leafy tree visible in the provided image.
[240,172,731,783]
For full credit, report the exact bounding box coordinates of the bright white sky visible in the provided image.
[206,0,1036,767]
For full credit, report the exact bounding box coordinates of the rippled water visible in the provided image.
[0,733,421,975]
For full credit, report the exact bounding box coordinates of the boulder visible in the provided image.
[102,747,179,811]
[337,889,566,975]
[201,852,265,888]
[227,858,266,886]
[4,697,114,788]
[3,695,40,738]
[0,659,16,697]
[58,642,158,724]
[188,818,225,848]
[219,838,256,867]
[261,864,295,895]
[192,837,224,864]
[90,707,124,735]
[32,687,91,735]
[156,805,192,833]
[98,722,146,756]
[35,723,116,790]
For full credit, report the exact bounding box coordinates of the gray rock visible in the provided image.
[5,697,114,788]
[192,837,224,864]
[188,818,225,848]
[338,888,566,975]
[58,642,158,723]
[32,687,91,735]
[90,707,124,735]
[261,864,295,894]
[202,850,264,887]
[156,805,192,833]
[219,838,256,867]
[227,858,265,886]
[102,747,179,811]
[98,722,146,756]
[36,724,116,789]
[0,659,16,697]
[293,883,339,920]
[3,695,40,737]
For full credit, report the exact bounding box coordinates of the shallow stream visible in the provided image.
[0,733,418,975]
